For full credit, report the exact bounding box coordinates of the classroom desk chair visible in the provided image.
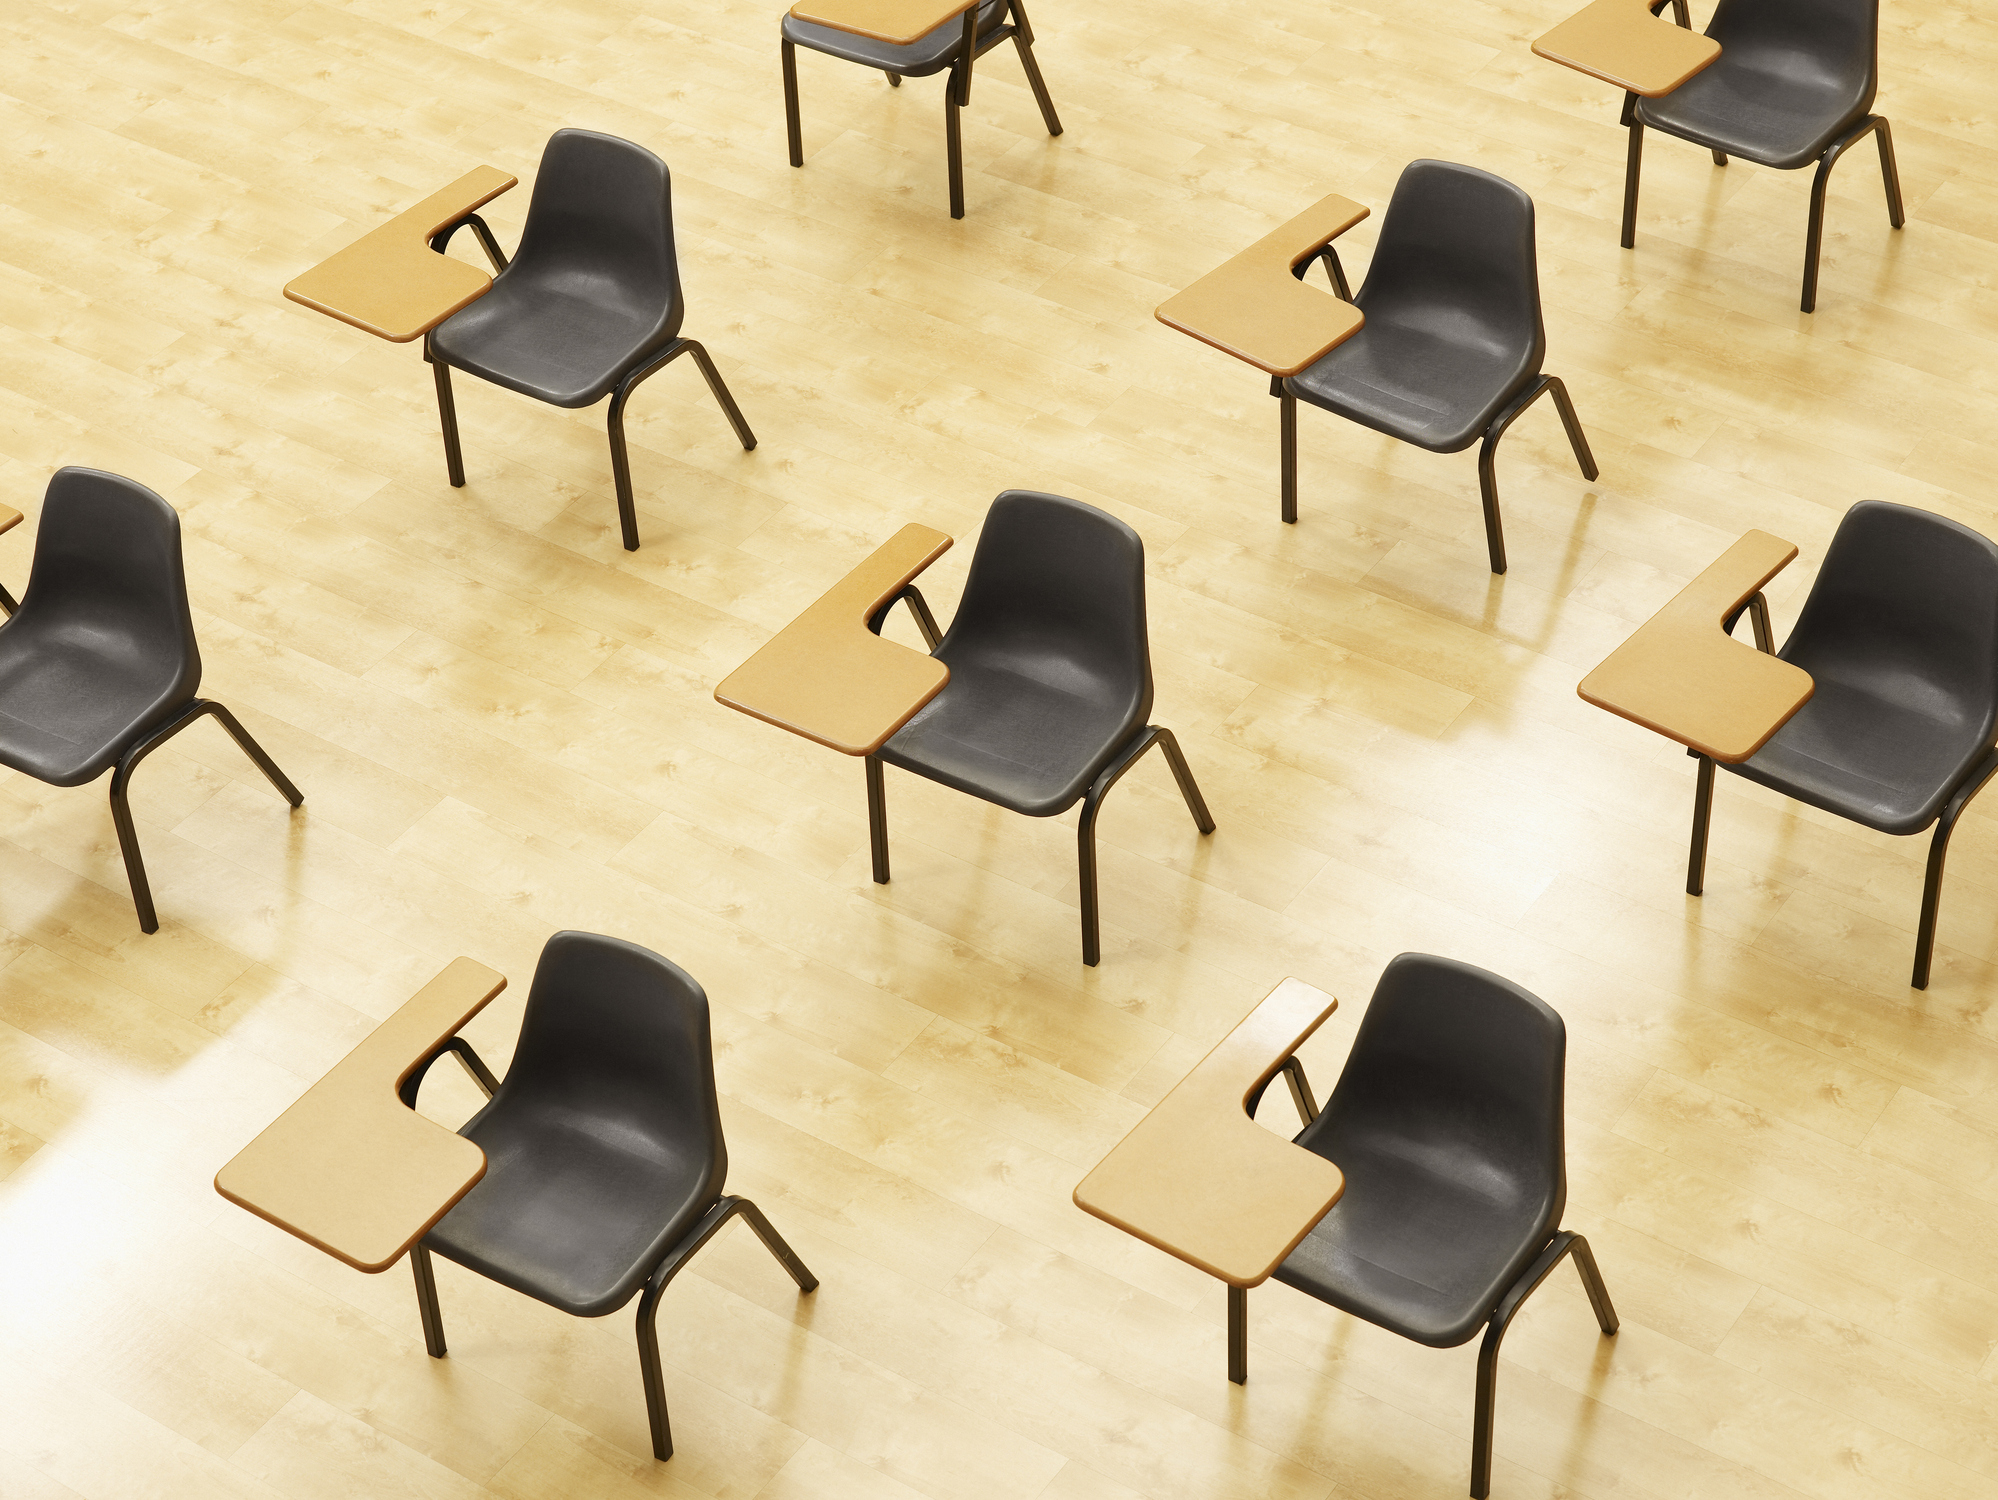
[0,467,302,931]
[781,0,1062,218]
[426,129,758,551]
[1620,0,1902,312]
[1278,161,1597,574]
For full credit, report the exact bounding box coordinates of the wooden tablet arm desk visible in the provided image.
[1074,977,1346,1305]
[214,958,508,1274]
[1156,195,1371,377]
[1532,0,1721,99]
[789,0,978,46]
[1578,529,1813,764]
[283,167,518,343]
[714,524,954,757]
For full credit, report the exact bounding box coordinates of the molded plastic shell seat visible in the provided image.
[1632,0,1877,169]
[782,0,1005,76]
[865,490,1214,963]
[878,493,1150,817]
[0,472,199,787]
[409,932,818,1460]
[0,467,302,931]
[430,130,683,408]
[1277,160,1597,572]
[1274,956,1566,1347]
[422,934,726,1317]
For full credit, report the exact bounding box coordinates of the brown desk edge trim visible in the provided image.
[283,166,518,343]
[0,506,21,536]
[787,0,977,45]
[1155,195,1371,377]
[213,957,507,1273]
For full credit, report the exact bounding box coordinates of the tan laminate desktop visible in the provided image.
[283,167,518,343]
[786,0,977,45]
[1578,530,1813,763]
[0,507,20,536]
[1156,195,1370,377]
[715,524,953,756]
[1073,978,1345,1286]
[214,958,507,1274]
[1532,0,1722,96]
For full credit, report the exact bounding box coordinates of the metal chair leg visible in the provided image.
[1009,0,1062,136]
[886,71,901,86]
[866,755,890,883]
[411,1243,448,1357]
[1545,374,1599,482]
[426,337,466,488]
[1713,149,1728,166]
[1622,119,1644,249]
[1076,726,1214,965]
[945,64,966,218]
[634,1195,818,1461]
[1227,1285,1247,1384]
[0,583,16,616]
[1687,754,1714,897]
[1470,1231,1617,1499]
[1804,115,1904,314]
[1874,116,1906,228]
[682,341,758,450]
[1912,747,1998,989]
[606,385,643,552]
[782,39,804,166]
[1277,381,1298,524]
[107,699,304,933]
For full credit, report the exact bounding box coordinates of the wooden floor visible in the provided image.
[3,0,1998,1495]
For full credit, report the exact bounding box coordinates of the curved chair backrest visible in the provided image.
[489,931,727,1197]
[1704,0,1879,120]
[1356,160,1545,372]
[939,490,1154,726]
[11,466,201,699]
[509,129,684,339]
[1316,953,1566,1235]
[1782,501,1998,735]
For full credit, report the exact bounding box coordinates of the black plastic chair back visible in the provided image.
[8,466,200,703]
[1704,0,1878,122]
[1313,953,1565,1240]
[1781,501,1998,739]
[475,931,727,1200]
[507,129,684,342]
[935,489,1153,729]
[1356,160,1545,375]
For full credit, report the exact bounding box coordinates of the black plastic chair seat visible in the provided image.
[782,0,1005,75]
[0,629,189,786]
[1269,954,1565,1349]
[1286,315,1538,455]
[878,651,1142,818]
[1728,677,1993,836]
[424,1109,716,1318]
[1276,1121,1559,1348]
[1635,56,1870,169]
[432,282,678,410]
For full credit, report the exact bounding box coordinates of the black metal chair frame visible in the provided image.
[1685,593,1998,990]
[107,699,303,933]
[782,0,1062,219]
[400,1035,819,1462]
[1272,255,1598,574]
[1235,1055,1619,1500]
[860,585,1215,965]
[421,215,757,552]
[1618,0,1905,313]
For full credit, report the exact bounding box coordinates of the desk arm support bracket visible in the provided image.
[398,1036,500,1108]
[866,585,943,650]
[429,215,510,274]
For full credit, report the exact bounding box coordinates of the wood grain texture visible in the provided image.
[1532,0,1721,96]
[4,0,1998,1495]
[283,167,517,342]
[1074,977,1342,1286]
[1155,195,1369,377]
[214,957,506,1272]
[715,522,952,754]
[789,0,978,45]
[1578,529,1812,761]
